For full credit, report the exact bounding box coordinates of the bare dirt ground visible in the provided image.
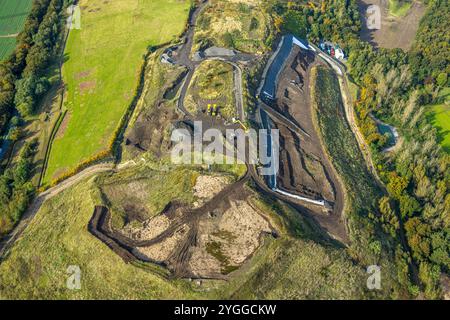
[272,47,343,214]
[441,274,450,300]
[193,175,231,207]
[190,199,271,277]
[125,100,179,159]
[90,172,276,279]
[358,0,425,50]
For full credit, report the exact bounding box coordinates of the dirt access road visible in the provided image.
[256,41,348,242]
[0,1,352,261]
[173,0,254,121]
[0,163,115,259]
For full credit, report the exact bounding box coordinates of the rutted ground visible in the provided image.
[93,165,274,279]
[274,46,341,210]
[0,170,371,299]
[0,0,402,300]
[257,40,347,242]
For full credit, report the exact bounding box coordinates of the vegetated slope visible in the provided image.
[0,0,32,60]
[388,0,413,17]
[350,0,449,298]
[193,0,272,54]
[0,162,375,299]
[311,66,380,219]
[310,66,409,298]
[0,175,193,299]
[0,37,16,61]
[97,166,199,229]
[184,60,236,119]
[228,238,367,299]
[43,0,190,184]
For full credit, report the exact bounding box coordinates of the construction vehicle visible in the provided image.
[232,118,249,133]
[211,104,218,117]
[206,103,218,116]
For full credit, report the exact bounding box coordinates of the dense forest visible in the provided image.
[274,0,360,45]
[0,0,71,236]
[275,0,449,298]
[348,0,449,298]
[0,140,36,234]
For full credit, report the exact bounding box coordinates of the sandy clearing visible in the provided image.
[134,224,190,263]
[193,175,231,207]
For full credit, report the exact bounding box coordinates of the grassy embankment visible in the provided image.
[193,0,272,54]
[0,0,32,60]
[42,0,191,184]
[0,18,403,298]
[185,60,236,120]
[310,65,410,298]
[0,160,374,299]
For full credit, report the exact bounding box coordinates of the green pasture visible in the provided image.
[43,0,191,184]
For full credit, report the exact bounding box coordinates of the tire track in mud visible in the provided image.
[88,168,252,278]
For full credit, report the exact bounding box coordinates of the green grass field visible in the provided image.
[43,0,191,184]
[388,0,412,17]
[0,0,33,60]
[427,88,450,153]
[185,60,236,119]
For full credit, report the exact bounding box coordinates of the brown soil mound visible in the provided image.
[125,102,179,158]
[88,171,276,279]
[272,47,342,212]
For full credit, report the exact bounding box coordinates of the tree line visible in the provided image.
[0,140,36,236]
[0,0,71,135]
[273,0,360,45]
[0,0,72,236]
[347,0,449,299]
[274,0,449,298]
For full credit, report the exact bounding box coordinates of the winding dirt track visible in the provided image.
[90,167,252,278]
[0,0,376,262]
[0,163,115,259]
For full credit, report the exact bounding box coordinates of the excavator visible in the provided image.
[207,104,218,117]
[232,118,249,133]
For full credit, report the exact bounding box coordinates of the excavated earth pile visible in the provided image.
[89,174,276,279]
[270,46,344,218]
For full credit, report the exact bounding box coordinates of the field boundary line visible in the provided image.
[38,109,67,187]
[0,33,18,38]
[38,5,75,186]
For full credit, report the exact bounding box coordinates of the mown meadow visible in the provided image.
[43,0,191,184]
